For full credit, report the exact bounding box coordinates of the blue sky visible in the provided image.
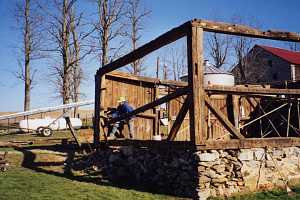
[0,0,300,111]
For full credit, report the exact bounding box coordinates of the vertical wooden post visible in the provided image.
[187,25,205,144]
[232,95,240,129]
[227,94,240,130]
[227,94,240,128]
[167,87,171,135]
[153,84,160,136]
[157,110,161,136]
[94,72,101,145]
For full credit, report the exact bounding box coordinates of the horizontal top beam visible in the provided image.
[205,85,300,96]
[97,18,300,78]
[192,19,300,42]
[105,71,188,87]
[97,22,189,76]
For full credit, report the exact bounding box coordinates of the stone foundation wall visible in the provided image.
[82,146,197,197]
[79,146,300,199]
[196,147,300,199]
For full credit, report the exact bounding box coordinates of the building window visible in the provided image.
[268,60,273,67]
[295,65,300,80]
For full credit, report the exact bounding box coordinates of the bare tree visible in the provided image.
[126,0,150,75]
[93,0,126,67]
[69,7,82,116]
[163,44,187,81]
[231,15,260,82]
[40,0,74,104]
[207,33,231,69]
[15,0,44,111]
[42,0,92,105]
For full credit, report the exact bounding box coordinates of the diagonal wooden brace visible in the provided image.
[108,87,189,125]
[205,95,244,139]
[167,95,191,141]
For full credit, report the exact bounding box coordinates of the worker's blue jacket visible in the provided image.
[112,102,134,119]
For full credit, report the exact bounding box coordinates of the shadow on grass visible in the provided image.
[14,144,194,199]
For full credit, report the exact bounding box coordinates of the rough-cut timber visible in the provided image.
[187,25,205,144]
[99,137,300,150]
[106,71,187,87]
[97,22,189,75]
[192,19,300,42]
[94,74,101,145]
[200,137,300,150]
[206,85,300,96]
[167,95,191,141]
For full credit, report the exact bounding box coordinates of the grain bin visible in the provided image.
[180,60,235,86]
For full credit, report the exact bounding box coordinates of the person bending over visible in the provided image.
[107,97,135,139]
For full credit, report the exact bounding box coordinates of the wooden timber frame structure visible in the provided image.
[94,19,300,150]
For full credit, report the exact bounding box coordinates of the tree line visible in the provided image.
[15,0,150,112]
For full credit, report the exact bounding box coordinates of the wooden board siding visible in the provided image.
[169,95,231,141]
[104,73,155,140]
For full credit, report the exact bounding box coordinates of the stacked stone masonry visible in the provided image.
[76,146,300,200]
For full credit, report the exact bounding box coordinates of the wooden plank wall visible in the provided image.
[168,95,190,141]
[104,72,155,140]
[169,95,231,141]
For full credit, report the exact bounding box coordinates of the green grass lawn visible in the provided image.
[2,136,300,200]
[213,188,300,200]
[0,167,181,200]
[2,167,300,200]
[0,148,186,200]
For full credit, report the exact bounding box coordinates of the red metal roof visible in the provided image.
[258,45,300,65]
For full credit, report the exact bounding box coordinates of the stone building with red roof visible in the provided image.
[231,45,300,84]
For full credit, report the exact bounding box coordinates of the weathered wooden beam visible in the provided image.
[245,97,258,109]
[101,139,193,149]
[99,137,300,150]
[205,95,245,139]
[65,116,81,147]
[94,74,101,145]
[232,95,240,128]
[226,95,240,128]
[192,19,300,42]
[167,95,191,141]
[106,71,188,87]
[226,94,235,126]
[187,25,206,144]
[136,113,156,119]
[105,107,156,119]
[205,85,300,96]
[153,85,159,136]
[199,137,300,150]
[108,87,189,124]
[97,22,189,75]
